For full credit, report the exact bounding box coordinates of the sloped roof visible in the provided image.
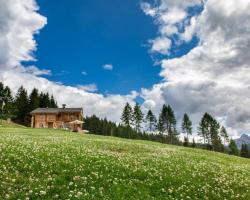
[30,108,83,115]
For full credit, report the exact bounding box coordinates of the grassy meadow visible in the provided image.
[0,126,250,200]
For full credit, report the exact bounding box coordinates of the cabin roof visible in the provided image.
[30,108,83,115]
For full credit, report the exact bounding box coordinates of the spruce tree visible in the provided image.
[3,86,15,119]
[198,113,210,144]
[240,144,250,158]
[132,103,143,132]
[146,110,157,132]
[182,113,192,143]
[121,102,132,127]
[198,112,222,151]
[228,139,239,156]
[157,113,164,134]
[39,92,50,108]
[50,95,58,108]
[159,104,177,143]
[15,86,29,125]
[220,126,229,145]
[29,88,40,111]
[191,138,196,148]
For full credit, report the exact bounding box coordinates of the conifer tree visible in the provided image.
[228,139,239,156]
[121,102,132,127]
[198,113,222,151]
[146,110,157,132]
[50,95,58,108]
[240,144,250,158]
[132,103,143,132]
[159,104,177,143]
[157,113,164,134]
[220,126,229,145]
[198,113,210,144]
[15,86,29,125]
[191,138,196,148]
[39,92,51,108]
[182,113,192,143]
[29,88,40,111]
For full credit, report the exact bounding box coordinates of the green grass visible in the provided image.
[0,120,26,128]
[0,127,249,200]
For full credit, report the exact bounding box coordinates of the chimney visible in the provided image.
[62,104,66,109]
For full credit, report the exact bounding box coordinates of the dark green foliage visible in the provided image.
[29,88,40,111]
[240,144,250,158]
[0,83,15,119]
[191,138,196,148]
[228,139,239,156]
[121,102,132,127]
[132,103,143,132]
[157,113,164,134]
[0,82,58,126]
[183,137,189,147]
[14,86,29,125]
[145,110,157,132]
[158,104,178,144]
[220,126,229,145]
[198,113,223,152]
[85,115,181,145]
[50,95,58,108]
[182,113,192,143]
[39,92,51,108]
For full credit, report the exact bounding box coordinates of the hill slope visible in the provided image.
[0,127,249,200]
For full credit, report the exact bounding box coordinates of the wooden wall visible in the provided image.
[33,112,83,129]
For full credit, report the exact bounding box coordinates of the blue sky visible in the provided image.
[22,0,200,95]
[25,0,159,94]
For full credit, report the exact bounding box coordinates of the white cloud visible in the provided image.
[141,0,250,137]
[141,0,202,55]
[77,84,98,92]
[150,37,172,55]
[0,0,137,122]
[23,65,51,76]
[140,2,157,17]
[102,64,113,71]
[81,71,87,76]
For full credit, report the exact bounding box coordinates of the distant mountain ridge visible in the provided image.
[235,134,250,150]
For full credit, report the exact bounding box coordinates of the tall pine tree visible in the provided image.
[182,113,192,143]
[15,86,29,125]
[121,102,132,127]
[240,144,250,158]
[228,139,239,156]
[132,103,143,132]
[146,110,157,132]
[29,88,40,111]
[220,126,229,145]
[159,104,177,143]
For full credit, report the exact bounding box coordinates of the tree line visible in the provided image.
[0,82,249,158]
[119,102,249,158]
[0,82,57,126]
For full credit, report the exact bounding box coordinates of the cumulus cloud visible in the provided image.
[0,0,136,122]
[141,0,202,55]
[102,64,113,71]
[141,0,250,136]
[77,84,98,92]
[23,66,51,76]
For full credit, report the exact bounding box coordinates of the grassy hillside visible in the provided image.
[0,120,26,128]
[0,127,249,200]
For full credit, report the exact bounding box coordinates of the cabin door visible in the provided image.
[48,122,54,128]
